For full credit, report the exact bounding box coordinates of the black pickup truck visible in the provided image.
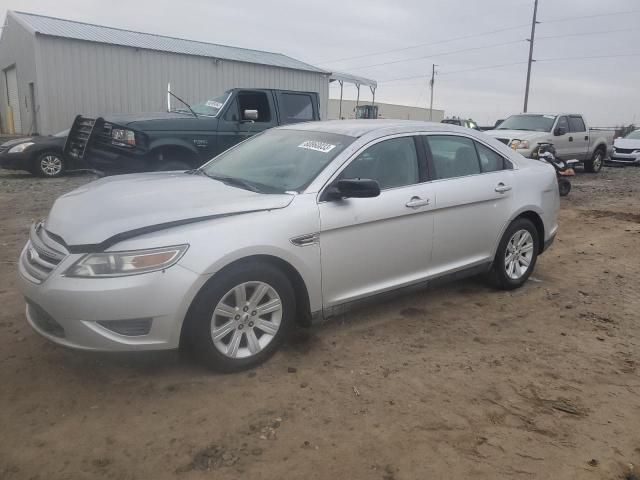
[64,88,321,174]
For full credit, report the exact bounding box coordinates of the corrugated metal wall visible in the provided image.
[35,36,329,134]
[0,15,38,134]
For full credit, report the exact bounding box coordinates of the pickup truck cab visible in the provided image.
[485,113,613,173]
[64,88,321,174]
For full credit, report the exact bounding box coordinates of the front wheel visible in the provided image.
[558,178,571,196]
[487,218,539,290]
[584,149,604,173]
[186,261,296,372]
[34,151,65,177]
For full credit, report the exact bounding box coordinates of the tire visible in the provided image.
[185,261,296,372]
[34,151,65,177]
[584,148,604,173]
[487,218,539,290]
[558,178,571,197]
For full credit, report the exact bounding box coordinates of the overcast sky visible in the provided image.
[1,0,638,125]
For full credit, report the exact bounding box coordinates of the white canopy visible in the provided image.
[329,72,377,119]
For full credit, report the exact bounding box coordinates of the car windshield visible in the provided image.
[624,130,640,140]
[497,114,556,132]
[178,92,230,117]
[200,129,355,194]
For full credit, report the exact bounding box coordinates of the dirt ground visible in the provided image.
[1,166,639,480]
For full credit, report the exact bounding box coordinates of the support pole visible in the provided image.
[429,63,436,121]
[523,0,539,112]
[338,80,344,119]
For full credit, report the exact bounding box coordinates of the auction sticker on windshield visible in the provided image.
[298,141,336,153]
[206,100,224,109]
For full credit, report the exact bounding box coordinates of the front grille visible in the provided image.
[64,115,97,160]
[20,222,67,283]
[496,138,511,145]
[0,145,9,154]
[27,300,65,338]
[614,147,637,154]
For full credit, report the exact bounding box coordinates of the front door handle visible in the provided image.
[405,196,430,208]
[495,183,512,193]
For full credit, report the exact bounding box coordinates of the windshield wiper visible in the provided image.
[205,174,263,193]
[168,91,198,118]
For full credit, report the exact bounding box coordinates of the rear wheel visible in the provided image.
[186,261,296,372]
[34,151,65,177]
[584,148,604,173]
[487,218,539,290]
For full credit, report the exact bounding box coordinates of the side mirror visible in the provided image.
[554,126,567,136]
[327,179,381,200]
[242,109,258,121]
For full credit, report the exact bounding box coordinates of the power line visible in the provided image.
[316,24,530,65]
[537,26,638,41]
[540,9,640,24]
[324,25,638,74]
[376,52,640,83]
[336,38,525,72]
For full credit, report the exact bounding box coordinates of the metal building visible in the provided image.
[328,99,444,122]
[0,11,330,135]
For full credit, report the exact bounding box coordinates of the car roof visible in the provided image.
[280,119,471,138]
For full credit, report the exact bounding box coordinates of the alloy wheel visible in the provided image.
[210,281,282,359]
[40,155,63,176]
[593,152,602,171]
[504,229,534,280]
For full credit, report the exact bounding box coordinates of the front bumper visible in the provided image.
[18,244,211,351]
[0,152,31,171]
[607,153,640,165]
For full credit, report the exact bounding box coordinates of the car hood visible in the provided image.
[45,172,294,249]
[484,129,553,142]
[1,135,66,149]
[1,137,34,147]
[614,138,640,150]
[103,112,194,125]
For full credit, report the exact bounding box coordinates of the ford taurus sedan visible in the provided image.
[18,120,559,372]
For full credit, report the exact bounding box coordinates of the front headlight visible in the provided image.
[65,245,188,278]
[8,142,35,153]
[510,139,530,150]
[111,128,136,146]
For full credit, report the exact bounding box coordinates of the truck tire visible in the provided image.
[154,161,191,172]
[584,148,605,173]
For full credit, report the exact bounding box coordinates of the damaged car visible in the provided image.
[18,120,559,372]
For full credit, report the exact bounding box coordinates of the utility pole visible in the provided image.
[523,0,539,112]
[429,63,437,121]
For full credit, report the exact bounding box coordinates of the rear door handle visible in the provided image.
[568,136,573,142]
[584,135,588,141]
[495,184,512,193]
[405,196,430,208]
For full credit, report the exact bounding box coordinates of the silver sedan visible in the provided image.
[18,120,559,371]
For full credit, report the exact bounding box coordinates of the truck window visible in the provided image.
[237,92,271,122]
[557,116,569,132]
[279,93,314,122]
[568,116,586,132]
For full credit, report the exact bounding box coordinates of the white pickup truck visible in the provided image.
[485,113,614,173]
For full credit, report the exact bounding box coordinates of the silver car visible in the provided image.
[18,120,559,371]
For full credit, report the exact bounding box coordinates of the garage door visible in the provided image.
[5,66,22,134]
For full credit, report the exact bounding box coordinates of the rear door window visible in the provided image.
[426,136,481,179]
[279,93,314,123]
[568,116,586,132]
[475,142,506,172]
